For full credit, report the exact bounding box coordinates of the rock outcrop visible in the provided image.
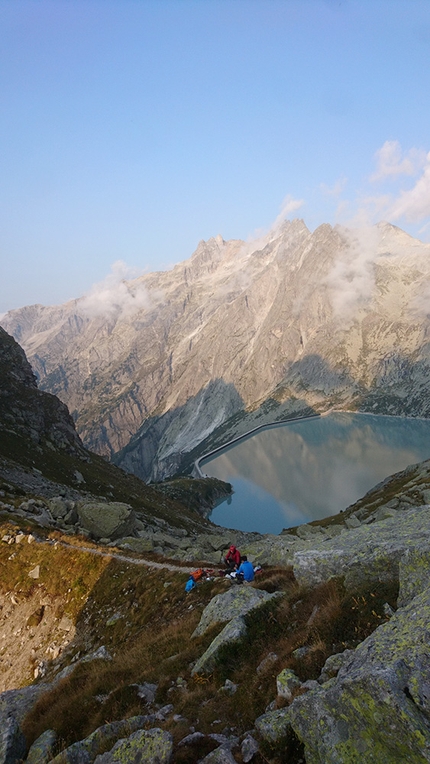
[192,585,281,637]
[75,502,136,541]
[257,583,430,763]
[0,327,83,455]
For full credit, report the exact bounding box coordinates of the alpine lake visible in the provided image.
[201,412,430,534]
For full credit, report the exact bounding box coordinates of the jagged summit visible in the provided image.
[2,220,430,481]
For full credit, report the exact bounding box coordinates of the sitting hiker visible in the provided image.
[224,544,241,571]
[236,555,254,582]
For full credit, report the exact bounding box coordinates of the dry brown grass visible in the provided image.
[17,537,398,762]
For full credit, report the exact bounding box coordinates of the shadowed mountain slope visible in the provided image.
[0,327,227,531]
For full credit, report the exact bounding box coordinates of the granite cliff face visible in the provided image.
[2,220,430,481]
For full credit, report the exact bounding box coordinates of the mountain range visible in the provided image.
[2,219,430,482]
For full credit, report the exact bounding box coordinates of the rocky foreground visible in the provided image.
[1,451,430,763]
[1,314,430,762]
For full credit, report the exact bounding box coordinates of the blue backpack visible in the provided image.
[185,577,196,593]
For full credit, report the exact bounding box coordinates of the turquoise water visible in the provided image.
[202,413,430,534]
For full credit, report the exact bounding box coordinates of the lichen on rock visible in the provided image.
[92,728,173,764]
[192,585,281,637]
[287,584,430,763]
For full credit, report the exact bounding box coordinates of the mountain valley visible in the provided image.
[3,220,430,483]
[2,222,430,763]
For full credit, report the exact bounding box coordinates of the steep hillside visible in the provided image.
[3,448,430,763]
[0,327,228,534]
[3,220,430,481]
[2,318,430,763]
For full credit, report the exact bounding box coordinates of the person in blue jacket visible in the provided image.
[236,555,255,582]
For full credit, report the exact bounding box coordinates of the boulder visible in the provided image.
[49,716,158,764]
[76,502,135,540]
[151,531,190,550]
[241,734,259,763]
[318,649,355,684]
[26,730,57,764]
[192,586,281,637]
[198,745,237,764]
[47,497,71,519]
[191,616,247,676]
[287,585,430,763]
[243,536,303,567]
[255,707,293,744]
[276,668,302,700]
[398,547,430,607]
[0,684,49,728]
[0,717,26,764]
[293,505,430,591]
[93,728,173,764]
[195,533,230,552]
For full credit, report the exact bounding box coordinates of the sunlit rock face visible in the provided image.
[2,220,430,480]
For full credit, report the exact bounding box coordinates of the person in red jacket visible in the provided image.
[224,544,241,571]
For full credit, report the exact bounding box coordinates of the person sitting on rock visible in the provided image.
[224,544,241,571]
[236,555,255,583]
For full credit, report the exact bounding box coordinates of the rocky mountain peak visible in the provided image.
[2,220,430,481]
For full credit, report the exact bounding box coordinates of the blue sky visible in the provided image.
[1,0,430,313]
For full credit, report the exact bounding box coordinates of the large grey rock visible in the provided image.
[76,502,135,540]
[318,649,355,684]
[192,586,281,637]
[0,684,49,728]
[151,531,190,549]
[0,717,26,764]
[293,505,430,591]
[93,728,172,764]
[398,546,430,607]
[26,730,57,764]
[255,707,293,744]
[287,585,430,763]
[191,616,247,676]
[241,734,259,763]
[48,497,72,519]
[198,745,237,764]
[276,668,302,700]
[195,534,230,552]
[49,716,156,764]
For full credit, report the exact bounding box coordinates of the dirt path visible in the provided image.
[0,534,200,693]
[50,538,197,574]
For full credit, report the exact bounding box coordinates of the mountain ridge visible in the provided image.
[3,219,430,481]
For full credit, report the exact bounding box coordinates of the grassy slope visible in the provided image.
[0,519,398,764]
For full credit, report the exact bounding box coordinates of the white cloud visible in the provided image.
[370,140,426,182]
[272,194,305,229]
[331,142,430,234]
[385,152,430,222]
[78,260,152,319]
[326,225,382,320]
[320,177,347,197]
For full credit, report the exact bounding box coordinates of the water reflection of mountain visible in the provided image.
[205,413,430,532]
